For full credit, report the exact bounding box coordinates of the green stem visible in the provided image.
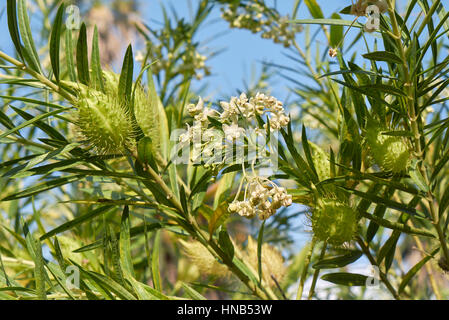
[308,241,327,300]
[296,238,316,300]
[0,50,76,103]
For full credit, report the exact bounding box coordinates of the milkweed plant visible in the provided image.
[0,0,449,300]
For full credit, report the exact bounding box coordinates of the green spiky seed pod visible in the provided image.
[133,84,164,160]
[76,87,135,154]
[311,198,358,246]
[309,142,330,181]
[365,122,410,173]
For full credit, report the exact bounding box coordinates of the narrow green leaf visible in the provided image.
[341,186,420,217]
[2,174,86,202]
[218,229,235,261]
[321,272,368,286]
[408,160,429,193]
[330,13,343,48]
[182,283,206,300]
[304,0,324,19]
[137,137,158,172]
[109,225,126,287]
[5,106,71,141]
[398,248,439,294]
[439,185,449,219]
[207,204,230,237]
[76,23,89,85]
[90,26,105,92]
[377,231,400,270]
[152,230,162,292]
[366,187,395,242]
[40,206,113,240]
[17,0,42,72]
[128,276,169,300]
[53,237,67,270]
[65,28,77,82]
[147,67,170,160]
[362,51,403,64]
[120,205,135,278]
[7,0,24,61]
[23,222,46,300]
[0,108,15,131]
[292,19,364,28]
[49,3,65,82]
[301,125,318,179]
[360,211,435,238]
[313,250,363,269]
[118,45,134,104]
[74,265,136,300]
[44,263,76,300]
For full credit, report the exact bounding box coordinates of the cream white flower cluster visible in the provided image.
[181,92,290,149]
[179,92,290,167]
[228,178,293,220]
[219,93,290,130]
[221,2,302,48]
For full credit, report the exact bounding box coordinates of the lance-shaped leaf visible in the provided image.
[76,23,89,85]
[119,45,134,105]
[49,3,65,82]
[17,0,42,73]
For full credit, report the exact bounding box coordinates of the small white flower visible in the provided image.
[194,107,216,123]
[220,99,239,120]
[187,98,204,116]
[228,201,256,218]
[179,126,192,145]
[223,123,245,141]
[135,50,145,63]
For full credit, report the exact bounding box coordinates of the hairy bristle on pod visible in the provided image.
[179,240,230,278]
[309,142,331,181]
[311,198,358,246]
[75,87,135,154]
[365,122,410,173]
[133,84,162,156]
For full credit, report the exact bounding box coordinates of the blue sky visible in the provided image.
[142,0,351,99]
[0,0,410,100]
[142,0,407,97]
